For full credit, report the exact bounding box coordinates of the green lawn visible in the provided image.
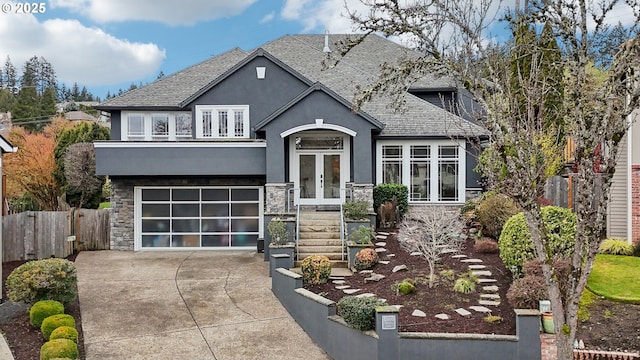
[587,254,640,304]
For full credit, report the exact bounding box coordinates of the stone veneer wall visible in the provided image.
[346,183,374,211]
[633,165,640,245]
[110,177,265,250]
[265,183,294,214]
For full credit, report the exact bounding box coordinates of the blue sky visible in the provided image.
[0,0,635,101]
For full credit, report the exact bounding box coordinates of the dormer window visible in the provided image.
[195,105,249,139]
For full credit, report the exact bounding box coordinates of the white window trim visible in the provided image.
[195,105,250,139]
[121,111,192,141]
[376,140,466,203]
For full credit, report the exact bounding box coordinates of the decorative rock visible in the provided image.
[378,260,390,265]
[480,294,501,300]
[441,248,458,254]
[343,288,362,294]
[435,313,450,320]
[377,232,390,236]
[472,270,492,277]
[335,285,351,290]
[392,265,408,273]
[410,252,422,256]
[356,293,376,298]
[455,308,472,317]
[387,254,396,258]
[478,300,501,306]
[375,242,387,247]
[375,248,387,253]
[412,310,427,317]
[461,258,483,263]
[376,235,387,240]
[482,285,499,292]
[329,276,345,280]
[469,306,492,313]
[477,278,497,283]
[332,280,346,284]
[365,273,386,283]
[451,254,467,259]
[359,270,374,274]
[468,264,487,270]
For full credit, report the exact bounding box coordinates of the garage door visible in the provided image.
[136,186,263,249]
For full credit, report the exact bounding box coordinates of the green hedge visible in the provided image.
[337,296,387,331]
[498,206,576,277]
[373,183,408,219]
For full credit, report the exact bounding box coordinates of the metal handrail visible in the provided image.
[296,200,301,262]
[339,187,353,262]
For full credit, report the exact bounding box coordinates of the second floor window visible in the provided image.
[122,112,192,141]
[195,105,249,139]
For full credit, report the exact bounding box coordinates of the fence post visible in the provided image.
[375,306,399,360]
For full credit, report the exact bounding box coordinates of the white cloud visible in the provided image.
[260,11,275,24]
[0,14,165,86]
[50,0,257,26]
[281,0,368,33]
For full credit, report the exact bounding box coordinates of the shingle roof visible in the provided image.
[97,34,486,137]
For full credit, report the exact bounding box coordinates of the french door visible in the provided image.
[298,152,342,204]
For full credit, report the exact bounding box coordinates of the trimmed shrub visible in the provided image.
[474,238,500,254]
[499,206,576,277]
[598,239,634,256]
[395,279,416,295]
[300,255,331,285]
[30,300,65,329]
[474,193,520,239]
[6,258,77,305]
[337,295,387,331]
[49,326,78,344]
[354,248,379,271]
[343,200,370,220]
[373,183,409,219]
[41,314,76,340]
[40,338,78,360]
[506,275,548,309]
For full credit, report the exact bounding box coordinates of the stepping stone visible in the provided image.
[375,242,387,247]
[332,280,346,284]
[364,273,386,282]
[472,270,492,277]
[410,251,422,256]
[482,285,499,292]
[455,308,472,317]
[343,288,362,294]
[451,254,467,259]
[377,232,390,236]
[468,264,486,270]
[480,294,501,300]
[376,235,388,240]
[461,258,483,263]
[392,265,408,273]
[356,293,376,298]
[335,285,351,290]
[329,276,345,280]
[412,310,427,317]
[378,260,390,265]
[387,254,395,257]
[479,300,501,306]
[441,248,458,254]
[435,313,450,320]
[359,270,373,274]
[477,278,497,284]
[469,306,492,313]
[375,248,387,253]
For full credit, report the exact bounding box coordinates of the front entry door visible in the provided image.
[298,152,341,204]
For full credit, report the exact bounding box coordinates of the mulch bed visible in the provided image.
[1,253,85,360]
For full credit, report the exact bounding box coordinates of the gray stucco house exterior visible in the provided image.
[94,34,487,251]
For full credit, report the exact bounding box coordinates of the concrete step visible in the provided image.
[299,211,341,221]
[297,252,345,261]
[297,245,343,253]
[293,260,350,269]
[299,225,341,233]
[298,239,344,247]
[299,231,341,240]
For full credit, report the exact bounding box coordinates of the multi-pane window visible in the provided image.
[377,141,464,202]
[138,186,262,249]
[123,112,192,141]
[196,105,249,139]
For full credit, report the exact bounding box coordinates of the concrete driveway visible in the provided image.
[76,250,331,360]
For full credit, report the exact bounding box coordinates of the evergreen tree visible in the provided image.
[71,82,80,100]
[12,86,40,131]
[3,56,17,93]
[0,89,15,112]
[40,87,57,117]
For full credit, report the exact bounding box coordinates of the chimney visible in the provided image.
[323,30,331,53]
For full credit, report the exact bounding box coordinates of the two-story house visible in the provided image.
[94,33,487,253]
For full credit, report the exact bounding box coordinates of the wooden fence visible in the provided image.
[2,209,110,262]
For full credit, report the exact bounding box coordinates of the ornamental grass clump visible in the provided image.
[598,239,634,256]
[354,248,379,271]
[41,314,76,340]
[40,338,78,360]
[453,275,477,294]
[337,295,387,331]
[30,300,65,329]
[6,258,78,305]
[300,255,332,285]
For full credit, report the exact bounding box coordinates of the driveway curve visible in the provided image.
[76,250,331,360]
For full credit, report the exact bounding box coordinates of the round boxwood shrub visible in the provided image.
[354,248,379,271]
[300,255,332,285]
[499,206,576,277]
[49,325,78,344]
[6,258,77,305]
[474,193,520,239]
[337,295,387,331]
[30,300,65,329]
[397,280,416,295]
[41,314,76,340]
[40,338,78,360]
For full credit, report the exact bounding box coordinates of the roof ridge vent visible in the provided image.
[323,30,331,53]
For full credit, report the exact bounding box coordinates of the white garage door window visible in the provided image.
[135,186,263,249]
